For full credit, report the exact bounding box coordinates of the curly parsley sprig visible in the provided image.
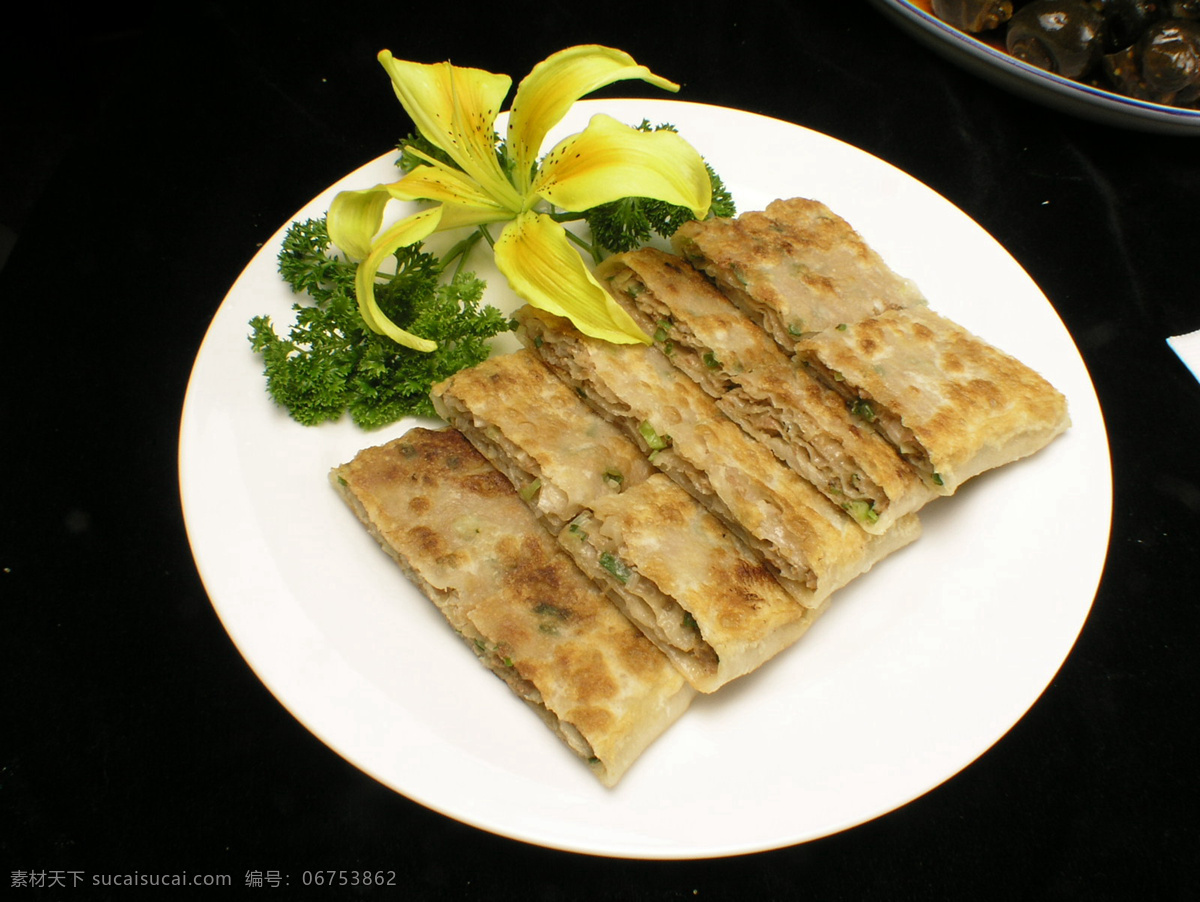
[252,115,733,430]
[249,217,512,428]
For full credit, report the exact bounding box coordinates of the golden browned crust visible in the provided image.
[515,303,921,606]
[794,307,1071,494]
[331,427,694,787]
[595,248,784,398]
[430,350,655,533]
[588,474,820,692]
[672,197,925,349]
[596,248,937,533]
[429,350,822,693]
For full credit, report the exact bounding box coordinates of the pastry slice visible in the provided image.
[331,426,694,787]
[672,196,925,350]
[516,304,921,605]
[432,353,818,693]
[597,248,937,533]
[793,306,1071,494]
[562,473,823,693]
[429,348,655,533]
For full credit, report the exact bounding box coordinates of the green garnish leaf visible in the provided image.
[255,90,736,429]
[250,217,513,428]
[396,131,460,175]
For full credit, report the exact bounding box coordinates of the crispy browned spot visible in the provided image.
[556,646,619,705]
[616,624,670,676]
[460,470,512,499]
[912,322,935,341]
[435,551,465,570]
[942,352,966,375]
[406,525,445,558]
[569,704,615,736]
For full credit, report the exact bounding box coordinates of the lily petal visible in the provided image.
[355,207,444,352]
[328,184,394,260]
[508,45,681,195]
[377,51,522,211]
[384,165,513,228]
[494,211,650,345]
[531,114,712,217]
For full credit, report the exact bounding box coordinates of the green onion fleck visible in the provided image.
[518,478,542,502]
[567,512,589,541]
[843,500,880,525]
[638,420,671,451]
[599,552,634,584]
[850,399,876,422]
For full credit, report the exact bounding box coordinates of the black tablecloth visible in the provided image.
[5,2,1198,897]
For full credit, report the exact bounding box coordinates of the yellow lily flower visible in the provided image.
[327,45,713,349]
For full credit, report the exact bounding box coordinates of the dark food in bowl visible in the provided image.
[1098,0,1169,52]
[1105,18,1200,102]
[1007,1,1106,78]
[932,0,1015,30]
[923,0,1200,107]
[1141,19,1200,92]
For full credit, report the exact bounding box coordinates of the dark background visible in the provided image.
[4,2,1198,898]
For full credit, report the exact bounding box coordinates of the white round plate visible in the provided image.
[179,99,1111,859]
[869,0,1200,135]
